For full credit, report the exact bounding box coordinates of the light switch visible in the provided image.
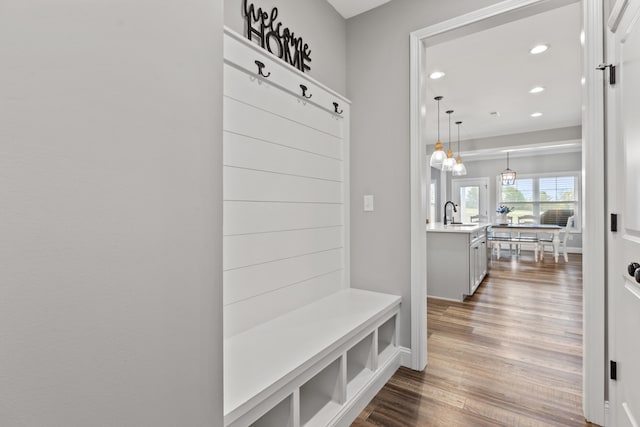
[363,195,374,212]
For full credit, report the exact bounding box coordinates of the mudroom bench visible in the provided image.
[224,289,401,427]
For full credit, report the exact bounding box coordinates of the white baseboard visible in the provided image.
[399,346,412,368]
[331,349,401,427]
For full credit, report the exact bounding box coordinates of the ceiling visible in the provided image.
[326,0,391,19]
[424,2,582,146]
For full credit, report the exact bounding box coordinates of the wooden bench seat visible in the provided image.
[224,288,402,427]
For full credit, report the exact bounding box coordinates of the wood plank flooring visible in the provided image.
[353,253,599,427]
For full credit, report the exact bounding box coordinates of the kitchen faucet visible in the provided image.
[443,201,457,225]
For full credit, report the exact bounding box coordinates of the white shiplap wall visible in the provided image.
[223,32,350,338]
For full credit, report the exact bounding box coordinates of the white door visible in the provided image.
[452,178,489,223]
[607,1,640,425]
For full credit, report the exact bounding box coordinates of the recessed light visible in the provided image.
[529,44,549,54]
[429,71,446,80]
[581,77,586,85]
[529,86,545,94]
[531,112,543,118]
[580,31,585,45]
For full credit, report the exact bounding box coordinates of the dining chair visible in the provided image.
[538,216,575,262]
[490,216,516,258]
[516,214,537,255]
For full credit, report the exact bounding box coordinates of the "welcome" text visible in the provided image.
[242,0,312,73]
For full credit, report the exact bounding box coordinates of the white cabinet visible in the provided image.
[427,226,488,301]
[469,233,488,295]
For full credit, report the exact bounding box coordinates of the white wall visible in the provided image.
[225,0,347,94]
[346,0,504,349]
[0,1,224,426]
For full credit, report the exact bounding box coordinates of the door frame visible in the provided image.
[451,177,490,223]
[408,0,606,424]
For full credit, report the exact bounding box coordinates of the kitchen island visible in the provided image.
[426,223,489,301]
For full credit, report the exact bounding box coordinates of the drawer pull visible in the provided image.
[333,102,343,115]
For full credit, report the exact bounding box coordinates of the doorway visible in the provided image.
[409,0,606,424]
[452,177,489,223]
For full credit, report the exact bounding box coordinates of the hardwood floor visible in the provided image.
[353,252,599,427]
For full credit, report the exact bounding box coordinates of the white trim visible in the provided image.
[581,0,606,424]
[343,97,351,291]
[460,139,583,162]
[410,1,605,424]
[608,0,629,31]
[409,32,428,371]
[398,346,412,368]
[410,0,548,41]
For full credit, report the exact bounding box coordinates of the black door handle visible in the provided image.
[628,262,640,277]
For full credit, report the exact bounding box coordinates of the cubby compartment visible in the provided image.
[249,395,293,427]
[377,315,397,365]
[300,358,343,427]
[346,333,375,398]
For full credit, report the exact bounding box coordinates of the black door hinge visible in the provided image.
[597,64,616,85]
[611,213,618,232]
[610,360,617,380]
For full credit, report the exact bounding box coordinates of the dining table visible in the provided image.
[489,223,563,262]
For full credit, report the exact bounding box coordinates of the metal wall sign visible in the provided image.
[242,0,312,73]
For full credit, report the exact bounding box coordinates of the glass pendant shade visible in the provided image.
[452,157,467,176]
[430,96,445,169]
[441,109,455,171]
[430,140,446,168]
[501,152,517,185]
[442,149,456,171]
[452,120,467,176]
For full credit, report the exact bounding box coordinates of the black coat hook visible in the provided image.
[300,84,312,99]
[254,60,271,78]
[333,102,343,115]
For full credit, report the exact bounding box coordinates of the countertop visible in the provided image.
[426,223,489,233]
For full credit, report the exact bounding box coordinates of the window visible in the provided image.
[498,172,580,230]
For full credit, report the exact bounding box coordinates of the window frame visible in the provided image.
[495,171,581,232]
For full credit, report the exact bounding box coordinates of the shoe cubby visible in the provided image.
[346,332,375,399]
[300,358,343,427]
[249,394,293,427]
[377,315,397,366]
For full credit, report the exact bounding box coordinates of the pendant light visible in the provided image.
[442,110,456,171]
[429,96,447,169]
[452,121,467,176]
[501,152,517,185]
